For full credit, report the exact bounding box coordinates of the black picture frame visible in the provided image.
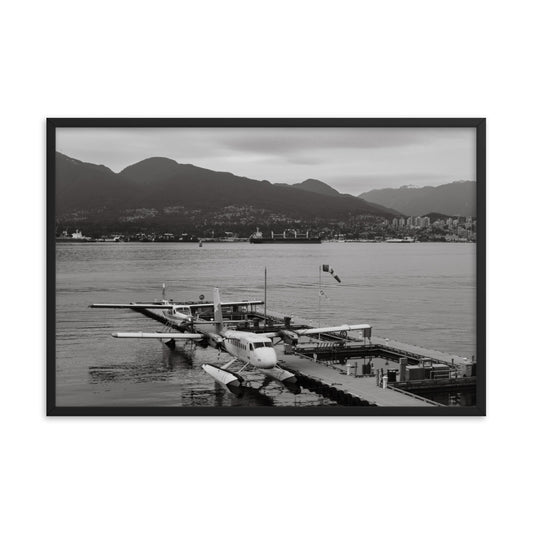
[47,118,486,416]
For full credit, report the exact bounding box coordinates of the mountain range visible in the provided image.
[359,181,476,217]
[55,152,475,234]
[55,153,400,233]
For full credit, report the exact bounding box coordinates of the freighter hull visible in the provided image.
[250,238,321,244]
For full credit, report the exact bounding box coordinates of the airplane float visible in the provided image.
[91,287,370,396]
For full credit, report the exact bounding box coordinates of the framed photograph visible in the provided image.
[47,118,486,416]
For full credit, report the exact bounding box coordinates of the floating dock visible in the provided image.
[276,352,438,407]
[128,301,474,407]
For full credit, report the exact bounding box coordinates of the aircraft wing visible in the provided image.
[294,324,371,335]
[112,332,204,339]
[189,300,264,308]
[262,324,371,338]
[91,301,263,309]
[90,303,174,309]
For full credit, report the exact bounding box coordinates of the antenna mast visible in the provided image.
[318,265,321,338]
[264,267,267,328]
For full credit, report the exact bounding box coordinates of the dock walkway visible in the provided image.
[371,336,472,366]
[277,352,438,407]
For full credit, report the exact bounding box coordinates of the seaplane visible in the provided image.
[91,287,371,396]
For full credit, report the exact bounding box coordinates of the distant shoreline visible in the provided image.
[55,239,475,244]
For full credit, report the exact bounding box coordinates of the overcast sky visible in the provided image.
[56,127,476,195]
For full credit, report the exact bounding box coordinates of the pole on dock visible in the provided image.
[318,265,321,339]
[264,267,267,328]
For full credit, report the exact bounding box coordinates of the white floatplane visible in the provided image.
[91,287,370,395]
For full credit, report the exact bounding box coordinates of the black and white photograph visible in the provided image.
[9,1,533,531]
[48,119,485,415]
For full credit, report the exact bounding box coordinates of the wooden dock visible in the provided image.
[276,352,439,407]
[371,335,473,366]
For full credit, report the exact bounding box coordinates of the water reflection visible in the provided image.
[162,343,196,370]
[219,382,275,407]
[89,343,197,383]
[88,361,170,384]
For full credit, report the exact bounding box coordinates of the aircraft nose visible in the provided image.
[256,348,277,369]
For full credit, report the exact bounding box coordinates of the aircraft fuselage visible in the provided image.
[221,330,277,369]
[161,305,277,369]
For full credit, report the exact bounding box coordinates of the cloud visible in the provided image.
[56,126,476,194]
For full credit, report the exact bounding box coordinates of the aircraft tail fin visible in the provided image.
[213,287,224,331]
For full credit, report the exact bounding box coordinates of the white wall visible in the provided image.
[2,1,531,532]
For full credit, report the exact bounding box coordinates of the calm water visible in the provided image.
[56,242,476,407]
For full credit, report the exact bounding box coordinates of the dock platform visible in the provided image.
[277,352,438,407]
[371,335,472,367]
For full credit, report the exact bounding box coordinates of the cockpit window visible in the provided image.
[253,341,272,348]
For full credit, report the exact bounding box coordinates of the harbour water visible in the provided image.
[56,242,476,407]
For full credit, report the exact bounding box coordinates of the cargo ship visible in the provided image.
[385,237,416,243]
[249,229,321,244]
